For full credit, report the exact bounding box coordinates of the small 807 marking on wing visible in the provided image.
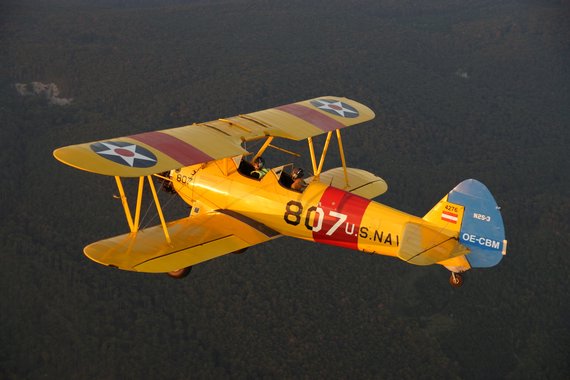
[175,173,196,188]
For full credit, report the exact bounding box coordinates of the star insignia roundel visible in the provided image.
[91,141,157,168]
[310,99,359,118]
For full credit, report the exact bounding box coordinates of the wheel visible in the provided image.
[232,248,248,255]
[449,272,464,288]
[167,266,192,279]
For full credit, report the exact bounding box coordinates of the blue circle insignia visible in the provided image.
[310,99,359,118]
[90,141,157,168]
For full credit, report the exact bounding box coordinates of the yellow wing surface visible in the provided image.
[84,211,280,273]
[308,167,388,199]
[53,96,375,177]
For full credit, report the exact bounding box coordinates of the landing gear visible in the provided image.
[167,266,192,279]
[449,272,464,288]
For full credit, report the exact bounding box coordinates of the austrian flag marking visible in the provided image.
[441,210,459,224]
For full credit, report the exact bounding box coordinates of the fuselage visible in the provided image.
[171,158,430,260]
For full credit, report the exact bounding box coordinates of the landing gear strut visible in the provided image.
[449,272,464,288]
[167,266,192,279]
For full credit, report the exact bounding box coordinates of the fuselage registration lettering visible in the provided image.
[461,233,501,249]
[283,201,399,246]
[285,201,350,236]
[359,226,399,246]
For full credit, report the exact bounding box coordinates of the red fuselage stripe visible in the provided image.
[312,187,371,250]
[131,131,213,166]
[276,104,345,132]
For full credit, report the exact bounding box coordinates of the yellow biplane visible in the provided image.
[54,96,507,287]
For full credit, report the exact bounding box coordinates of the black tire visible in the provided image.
[167,266,192,279]
[449,273,464,288]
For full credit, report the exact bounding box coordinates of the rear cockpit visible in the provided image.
[237,157,307,192]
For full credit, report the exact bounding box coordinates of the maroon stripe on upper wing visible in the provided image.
[130,131,213,165]
[276,103,345,132]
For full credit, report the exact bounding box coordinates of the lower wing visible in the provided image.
[307,167,388,200]
[84,210,280,273]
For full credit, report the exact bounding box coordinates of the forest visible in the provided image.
[1,0,569,378]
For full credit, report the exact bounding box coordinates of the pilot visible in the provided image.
[250,156,269,179]
[290,167,307,191]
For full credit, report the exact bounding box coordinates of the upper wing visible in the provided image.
[84,210,280,273]
[53,96,375,177]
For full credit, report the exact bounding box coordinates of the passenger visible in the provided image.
[250,156,269,179]
[290,167,307,191]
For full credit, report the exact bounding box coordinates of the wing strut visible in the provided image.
[114,175,172,244]
[133,176,145,231]
[336,129,350,187]
[307,130,349,187]
[147,175,171,244]
[253,136,274,162]
[316,131,333,177]
[115,176,136,233]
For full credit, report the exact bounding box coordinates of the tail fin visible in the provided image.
[424,179,507,268]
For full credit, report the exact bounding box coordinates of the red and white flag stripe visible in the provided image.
[441,211,458,224]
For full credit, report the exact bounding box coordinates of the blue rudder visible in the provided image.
[448,179,507,268]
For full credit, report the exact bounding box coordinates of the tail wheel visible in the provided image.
[167,266,192,279]
[449,272,464,288]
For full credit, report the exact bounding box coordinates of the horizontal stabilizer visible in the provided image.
[84,211,279,273]
[398,223,469,266]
